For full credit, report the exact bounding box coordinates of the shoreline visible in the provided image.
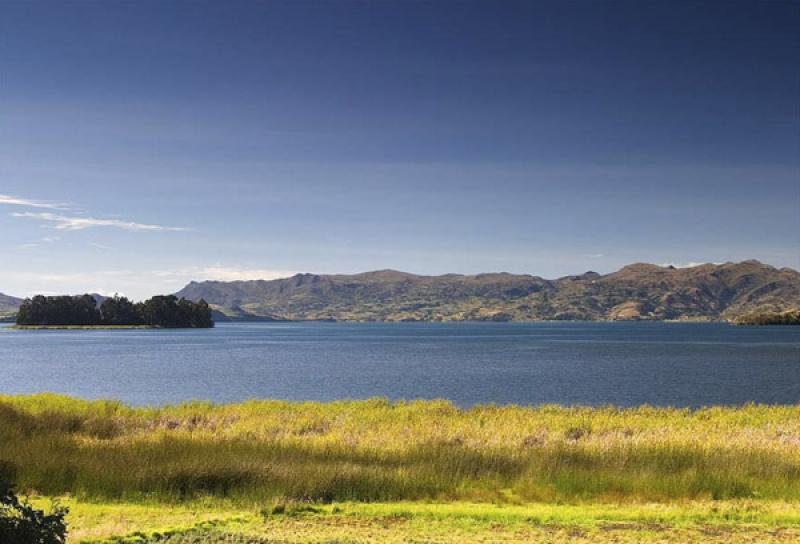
[2,319,731,328]
[10,324,157,330]
[209,317,731,323]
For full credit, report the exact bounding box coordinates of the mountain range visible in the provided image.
[2,261,797,323]
[173,260,800,322]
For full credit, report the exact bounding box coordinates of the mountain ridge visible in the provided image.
[0,293,107,320]
[0,293,23,318]
[175,260,800,322]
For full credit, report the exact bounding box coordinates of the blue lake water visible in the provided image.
[0,321,798,407]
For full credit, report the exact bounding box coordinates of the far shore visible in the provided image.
[5,317,796,328]
[3,318,744,327]
[10,324,156,330]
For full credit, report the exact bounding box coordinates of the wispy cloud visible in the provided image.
[0,265,295,300]
[191,266,295,282]
[37,270,132,282]
[3,193,186,233]
[17,235,62,249]
[150,265,295,282]
[12,212,187,232]
[88,242,115,251]
[22,267,286,286]
[659,261,719,268]
[0,193,67,209]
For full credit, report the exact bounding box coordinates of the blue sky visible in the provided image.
[1,0,798,299]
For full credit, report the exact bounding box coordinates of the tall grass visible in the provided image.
[1,394,799,504]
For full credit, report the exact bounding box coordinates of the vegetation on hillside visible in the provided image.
[15,295,213,328]
[733,308,800,325]
[0,293,22,320]
[176,260,800,322]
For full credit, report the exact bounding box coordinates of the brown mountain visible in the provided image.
[175,260,800,322]
[0,293,107,320]
[0,293,23,319]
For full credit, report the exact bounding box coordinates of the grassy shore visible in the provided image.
[2,394,799,542]
[31,497,800,543]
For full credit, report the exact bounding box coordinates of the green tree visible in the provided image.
[17,293,213,328]
[16,295,100,326]
[100,295,142,325]
[0,467,68,544]
[137,296,212,328]
[191,299,214,328]
[137,295,180,327]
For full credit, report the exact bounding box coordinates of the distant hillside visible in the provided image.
[175,260,800,322]
[0,293,107,320]
[0,293,23,319]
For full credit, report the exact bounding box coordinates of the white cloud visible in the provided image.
[658,261,720,268]
[192,266,295,282]
[11,212,187,232]
[89,288,126,298]
[37,270,131,282]
[3,193,185,234]
[0,193,67,209]
[0,265,295,300]
[150,265,295,283]
[16,236,61,250]
[88,242,115,251]
[5,270,157,300]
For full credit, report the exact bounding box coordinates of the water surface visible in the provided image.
[0,322,798,406]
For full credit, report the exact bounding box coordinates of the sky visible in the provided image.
[1,0,798,300]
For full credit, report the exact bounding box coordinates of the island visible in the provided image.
[15,294,213,329]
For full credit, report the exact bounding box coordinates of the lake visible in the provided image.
[0,321,798,407]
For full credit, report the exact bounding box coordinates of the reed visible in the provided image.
[1,394,799,504]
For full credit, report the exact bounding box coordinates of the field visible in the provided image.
[2,394,800,542]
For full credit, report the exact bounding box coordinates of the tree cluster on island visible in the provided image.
[15,294,214,328]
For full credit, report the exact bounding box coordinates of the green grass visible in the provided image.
[2,394,800,506]
[4,394,800,542]
[28,498,800,543]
